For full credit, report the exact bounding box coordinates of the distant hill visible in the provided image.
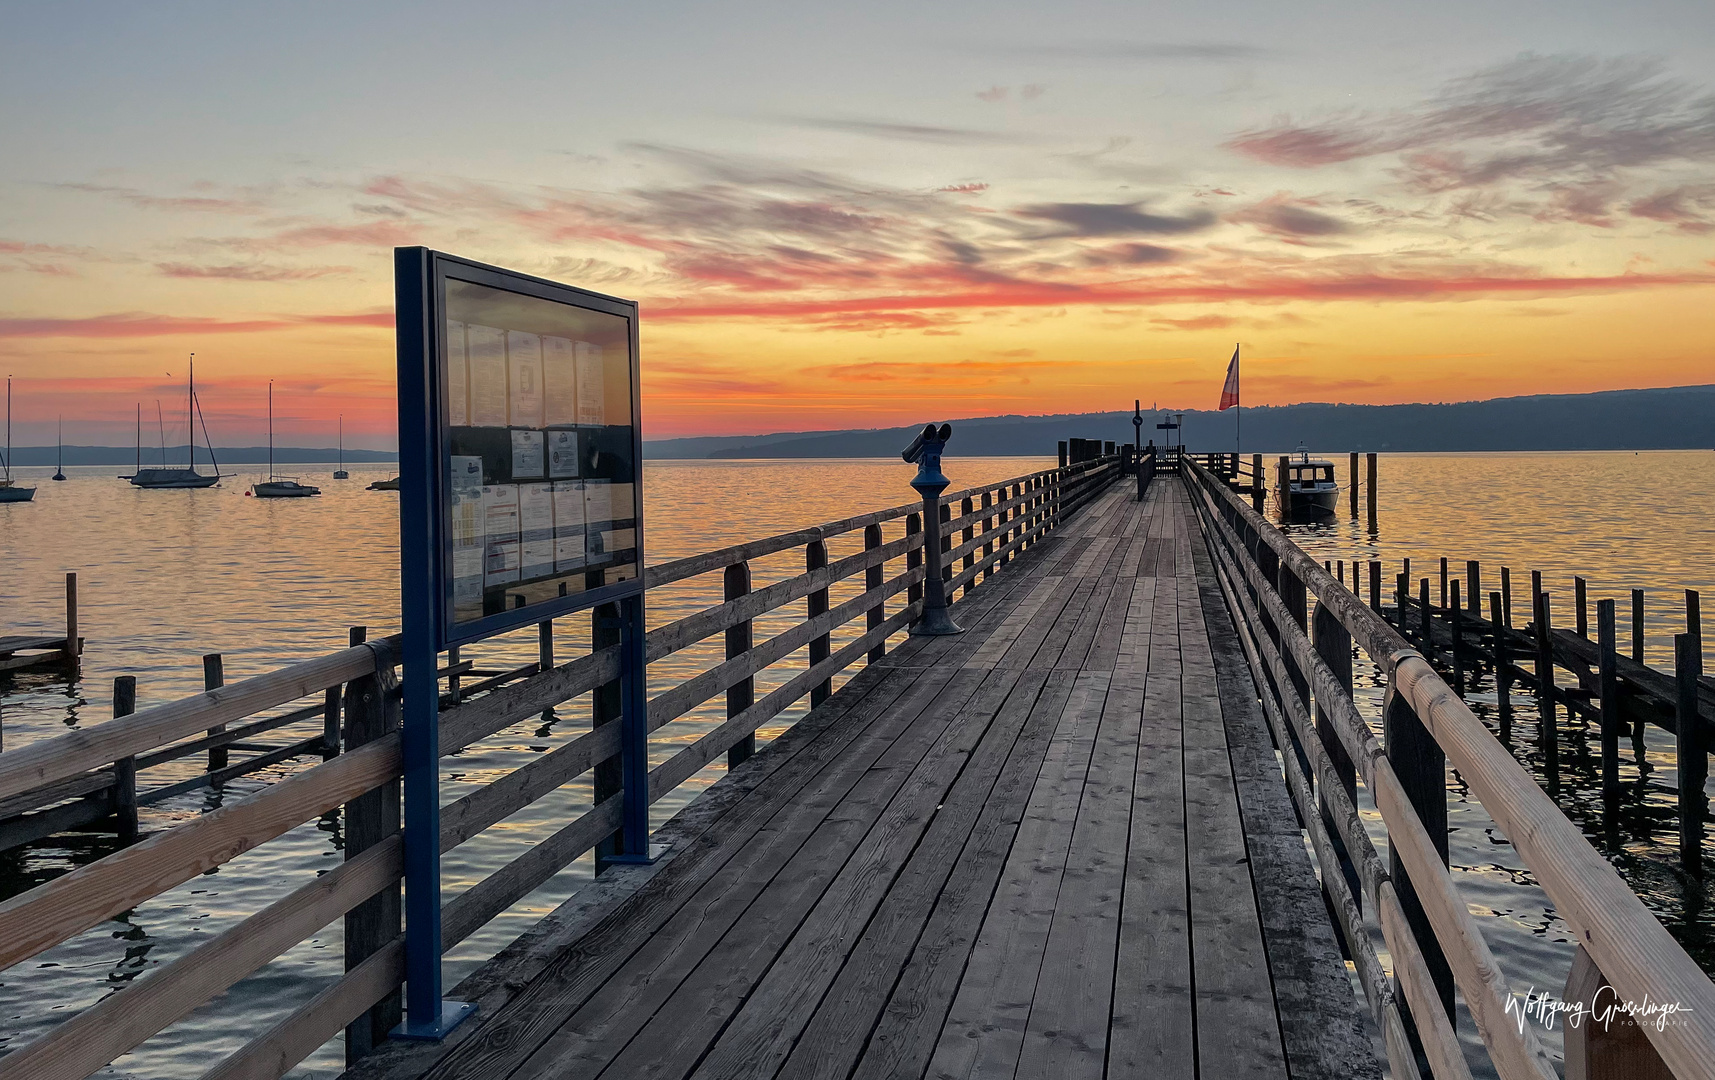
[4,445,399,466]
[644,385,1715,458]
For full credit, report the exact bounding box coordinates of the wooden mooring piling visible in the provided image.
[0,451,1711,1080]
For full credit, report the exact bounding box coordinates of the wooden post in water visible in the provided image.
[1369,560,1381,612]
[1420,578,1434,663]
[1677,634,1706,877]
[202,653,227,772]
[1349,451,1358,516]
[725,562,755,767]
[864,525,884,664]
[1631,589,1645,664]
[111,676,138,844]
[1576,576,1589,637]
[808,539,831,707]
[1535,590,1560,791]
[906,512,923,602]
[1466,561,1481,615]
[1492,591,1512,743]
[1384,681,1455,1039]
[1365,452,1377,527]
[1449,581,1464,690]
[343,640,401,1063]
[1439,558,1449,612]
[1252,453,1265,512]
[1501,567,1513,629]
[63,572,79,662]
[1597,599,1621,807]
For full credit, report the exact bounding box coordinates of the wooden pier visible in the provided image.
[347,477,1372,1080]
[0,571,81,675]
[2,452,1713,1080]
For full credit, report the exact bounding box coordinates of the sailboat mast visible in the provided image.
[268,380,274,480]
[4,377,11,482]
[188,354,195,470]
[339,414,344,471]
[156,400,167,467]
[135,403,141,474]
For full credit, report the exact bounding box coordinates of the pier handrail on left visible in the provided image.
[0,454,1120,1080]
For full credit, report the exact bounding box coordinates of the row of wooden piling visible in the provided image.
[1321,554,1709,875]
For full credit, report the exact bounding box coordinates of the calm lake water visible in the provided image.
[1,451,1711,1078]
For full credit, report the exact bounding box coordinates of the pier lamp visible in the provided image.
[902,423,962,635]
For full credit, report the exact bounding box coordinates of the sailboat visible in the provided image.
[333,414,349,479]
[52,416,66,480]
[0,377,37,503]
[121,355,224,488]
[251,382,320,498]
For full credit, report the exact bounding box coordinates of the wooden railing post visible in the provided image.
[864,525,885,664]
[1383,677,1455,1049]
[1563,945,1674,1080]
[111,676,138,844]
[592,600,623,869]
[938,501,953,579]
[202,653,227,772]
[1677,633,1706,877]
[960,496,974,595]
[1313,602,1359,912]
[981,491,995,579]
[343,639,402,1064]
[808,539,831,707]
[726,562,755,767]
[906,513,923,606]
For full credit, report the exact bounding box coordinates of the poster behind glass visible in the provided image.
[443,278,638,634]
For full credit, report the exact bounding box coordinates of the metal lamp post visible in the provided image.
[1132,400,1145,501]
[902,423,962,636]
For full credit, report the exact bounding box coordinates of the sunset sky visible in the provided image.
[3,2,1713,447]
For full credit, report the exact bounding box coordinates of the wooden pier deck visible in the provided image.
[357,478,1376,1080]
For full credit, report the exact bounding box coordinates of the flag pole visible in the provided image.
[1235,343,1241,456]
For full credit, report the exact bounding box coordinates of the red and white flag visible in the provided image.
[1218,344,1240,411]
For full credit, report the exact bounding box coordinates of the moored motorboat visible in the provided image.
[367,476,401,491]
[1276,445,1339,517]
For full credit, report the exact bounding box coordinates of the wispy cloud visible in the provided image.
[155,262,354,281]
[998,41,1270,62]
[1013,201,1216,238]
[55,182,269,215]
[780,117,1029,144]
[0,310,392,338]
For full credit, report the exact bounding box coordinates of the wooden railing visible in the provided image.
[0,455,1118,1080]
[1182,457,1715,1080]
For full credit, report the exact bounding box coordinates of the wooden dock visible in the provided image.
[3,450,1713,1080]
[352,479,1374,1080]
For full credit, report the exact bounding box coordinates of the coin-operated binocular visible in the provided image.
[900,423,962,635]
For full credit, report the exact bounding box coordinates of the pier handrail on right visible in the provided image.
[1182,456,1715,1080]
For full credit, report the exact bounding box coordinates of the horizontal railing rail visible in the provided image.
[0,455,1120,1080]
[1182,457,1715,1080]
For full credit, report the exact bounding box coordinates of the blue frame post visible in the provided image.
[604,592,659,862]
[393,248,474,1039]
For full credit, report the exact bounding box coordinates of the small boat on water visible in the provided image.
[1277,445,1339,517]
[251,382,321,498]
[367,476,401,491]
[333,415,349,479]
[0,377,36,503]
[122,356,225,489]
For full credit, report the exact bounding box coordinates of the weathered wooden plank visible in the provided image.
[926,670,1109,1080]
[1109,552,1194,1079]
[1014,665,1144,1080]
[502,667,996,1080]
[411,661,963,1080]
[685,666,1038,1080]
